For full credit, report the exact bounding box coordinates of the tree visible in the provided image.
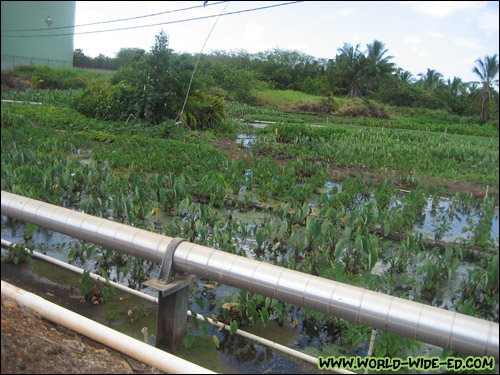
[417,68,444,91]
[396,68,415,84]
[472,54,499,121]
[333,43,367,97]
[365,40,394,93]
[115,48,146,67]
[73,48,91,68]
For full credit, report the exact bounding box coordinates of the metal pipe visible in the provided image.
[2,191,498,359]
[0,239,158,303]
[1,239,351,373]
[1,281,214,374]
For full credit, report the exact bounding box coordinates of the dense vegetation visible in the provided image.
[1,30,499,369]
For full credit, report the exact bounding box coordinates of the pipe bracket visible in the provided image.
[144,238,195,298]
[158,237,185,284]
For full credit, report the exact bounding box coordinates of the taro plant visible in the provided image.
[415,247,460,301]
[373,331,420,358]
[454,251,499,321]
[4,223,37,264]
[79,268,115,305]
[217,290,273,329]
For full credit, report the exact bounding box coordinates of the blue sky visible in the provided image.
[74,1,499,83]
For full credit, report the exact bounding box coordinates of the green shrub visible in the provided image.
[375,80,447,110]
[72,81,138,121]
[1,65,109,90]
[181,92,227,130]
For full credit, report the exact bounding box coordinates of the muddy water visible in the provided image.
[2,179,498,372]
[0,249,326,373]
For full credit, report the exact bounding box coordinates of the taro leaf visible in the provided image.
[190,311,199,329]
[334,238,345,259]
[321,218,331,237]
[375,344,386,358]
[24,223,37,240]
[351,334,362,347]
[194,295,204,310]
[384,221,390,237]
[98,267,109,283]
[260,307,270,327]
[230,320,238,335]
[213,334,220,349]
[256,230,264,248]
[387,334,398,355]
[264,297,271,310]
[247,300,256,315]
[370,249,378,270]
[345,225,352,240]
[378,333,388,347]
[201,322,208,338]
[184,332,195,348]
[356,235,364,252]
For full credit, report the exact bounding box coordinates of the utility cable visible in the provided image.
[1,1,229,32]
[175,1,230,128]
[1,2,304,38]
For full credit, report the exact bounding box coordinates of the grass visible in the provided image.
[252,89,324,111]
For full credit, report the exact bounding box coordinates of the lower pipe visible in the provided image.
[1,239,351,373]
[1,280,213,374]
[2,191,498,359]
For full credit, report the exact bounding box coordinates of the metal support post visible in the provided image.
[144,238,196,351]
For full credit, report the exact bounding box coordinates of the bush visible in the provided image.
[181,92,227,130]
[375,80,447,110]
[334,99,390,119]
[1,65,109,90]
[72,81,138,121]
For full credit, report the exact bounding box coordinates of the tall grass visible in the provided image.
[1,88,83,107]
[1,65,111,90]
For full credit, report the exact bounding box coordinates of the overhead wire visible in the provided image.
[175,1,230,127]
[1,1,229,32]
[1,2,305,38]
[2,1,305,128]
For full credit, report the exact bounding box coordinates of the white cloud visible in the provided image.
[403,35,429,59]
[320,8,353,20]
[340,8,353,17]
[427,31,445,38]
[403,1,478,18]
[417,50,430,58]
[452,37,483,50]
[351,32,364,44]
[404,36,420,44]
[478,10,499,34]
[243,21,264,42]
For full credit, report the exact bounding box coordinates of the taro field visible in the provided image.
[1,91,499,372]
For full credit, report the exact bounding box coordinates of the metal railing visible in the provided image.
[1,190,498,360]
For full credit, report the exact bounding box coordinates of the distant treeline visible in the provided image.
[72,38,497,122]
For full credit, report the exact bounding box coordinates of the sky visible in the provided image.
[74,1,499,83]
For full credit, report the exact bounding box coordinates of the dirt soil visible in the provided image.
[1,261,163,374]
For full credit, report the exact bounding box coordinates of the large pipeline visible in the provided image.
[1,239,354,373]
[1,190,498,360]
[1,281,214,374]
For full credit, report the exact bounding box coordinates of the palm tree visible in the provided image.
[445,77,468,96]
[365,40,395,92]
[417,68,443,91]
[334,43,366,97]
[471,54,499,121]
[396,68,415,84]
